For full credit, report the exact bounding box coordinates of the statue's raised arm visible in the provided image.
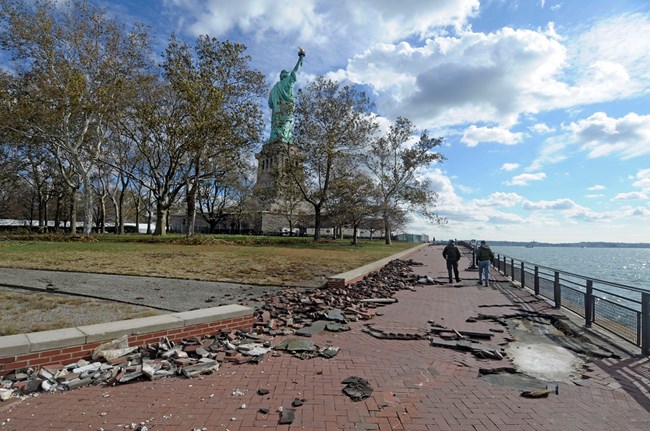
[292,47,305,74]
[268,48,306,144]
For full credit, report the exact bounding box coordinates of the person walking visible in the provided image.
[442,239,462,283]
[476,240,495,286]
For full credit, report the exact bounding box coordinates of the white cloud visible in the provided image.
[587,184,605,191]
[629,207,650,217]
[335,24,569,127]
[181,1,325,42]
[632,168,650,192]
[530,123,555,133]
[569,112,650,160]
[460,125,524,147]
[612,192,649,201]
[525,139,569,171]
[501,162,520,171]
[474,192,525,207]
[424,168,465,209]
[523,198,579,211]
[506,172,546,186]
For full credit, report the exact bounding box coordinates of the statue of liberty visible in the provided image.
[268,47,305,143]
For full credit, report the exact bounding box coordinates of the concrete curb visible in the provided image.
[326,243,429,288]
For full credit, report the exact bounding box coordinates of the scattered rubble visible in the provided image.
[252,259,422,336]
[1,332,272,397]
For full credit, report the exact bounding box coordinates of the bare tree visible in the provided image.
[118,80,192,236]
[289,77,378,240]
[362,117,446,244]
[326,169,378,245]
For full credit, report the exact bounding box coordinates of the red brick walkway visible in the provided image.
[1,245,649,430]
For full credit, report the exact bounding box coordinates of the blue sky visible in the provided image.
[86,1,650,242]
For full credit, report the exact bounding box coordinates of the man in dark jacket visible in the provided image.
[442,239,462,283]
[476,240,495,286]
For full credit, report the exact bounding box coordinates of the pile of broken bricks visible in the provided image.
[253,258,421,336]
[0,259,423,402]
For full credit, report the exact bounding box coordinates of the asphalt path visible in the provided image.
[0,267,288,312]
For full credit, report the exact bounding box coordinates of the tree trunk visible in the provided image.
[384,218,392,245]
[134,194,141,234]
[154,205,168,236]
[146,190,152,235]
[70,189,77,235]
[82,176,94,236]
[54,192,64,232]
[118,193,125,235]
[98,194,107,234]
[186,183,197,238]
[352,225,358,246]
[313,205,322,241]
[36,187,44,229]
[43,195,49,233]
[146,209,152,235]
[111,191,121,235]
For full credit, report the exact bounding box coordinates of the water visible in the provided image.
[491,246,650,292]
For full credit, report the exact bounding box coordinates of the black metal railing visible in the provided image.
[495,254,650,355]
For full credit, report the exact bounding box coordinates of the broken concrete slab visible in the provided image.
[359,298,397,304]
[181,360,219,378]
[273,338,317,352]
[319,346,340,358]
[341,376,373,401]
[295,320,328,337]
[325,322,350,332]
[429,326,494,340]
[237,343,271,356]
[279,408,296,424]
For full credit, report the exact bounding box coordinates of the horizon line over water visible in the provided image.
[490,245,650,292]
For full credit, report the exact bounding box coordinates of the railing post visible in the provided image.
[585,280,593,328]
[510,258,515,280]
[469,247,477,270]
[520,262,525,287]
[534,266,539,296]
[642,292,650,356]
[502,255,506,275]
[553,271,561,308]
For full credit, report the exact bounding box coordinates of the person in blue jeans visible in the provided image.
[475,240,495,286]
